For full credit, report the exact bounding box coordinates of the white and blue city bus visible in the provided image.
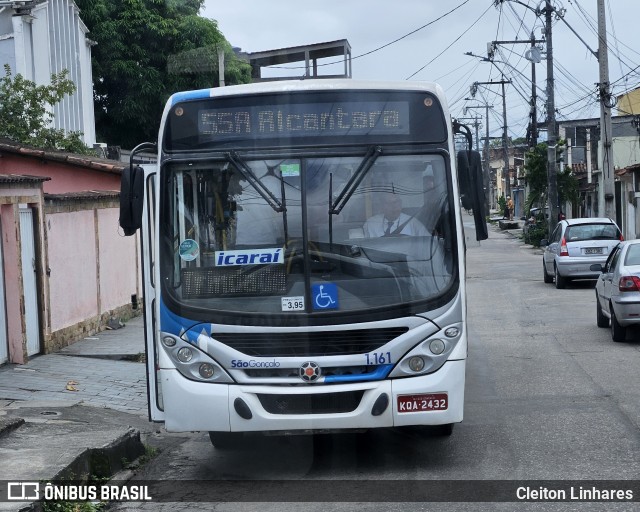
[119,80,487,448]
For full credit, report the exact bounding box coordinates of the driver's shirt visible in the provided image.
[363,212,428,238]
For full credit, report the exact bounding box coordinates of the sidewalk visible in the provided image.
[0,316,152,511]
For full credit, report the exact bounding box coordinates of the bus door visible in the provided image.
[141,165,164,421]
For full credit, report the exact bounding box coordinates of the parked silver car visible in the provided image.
[592,240,640,342]
[541,218,622,289]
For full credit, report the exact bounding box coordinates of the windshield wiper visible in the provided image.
[330,145,382,215]
[225,151,284,213]
[328,146,382,250]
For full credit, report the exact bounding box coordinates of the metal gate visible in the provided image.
[19,208,40,356]
[0,222,7,364]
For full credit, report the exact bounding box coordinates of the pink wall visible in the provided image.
[1,204,24,364]
[47,210,99,330]
[0,154,121,194]
[97,209,138,311]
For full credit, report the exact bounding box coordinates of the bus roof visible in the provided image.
[169,79,447,106]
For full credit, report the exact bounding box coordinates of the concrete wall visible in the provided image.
[97,209,139,312]
[47,209,98,331]
[44,197,139,352]
[617,89,640,117]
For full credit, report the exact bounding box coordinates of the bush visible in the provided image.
[497,195,507,217]
[524,221,548,247]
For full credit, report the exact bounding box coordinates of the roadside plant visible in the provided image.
[523,141,579,216]
[0,65,95,155]
[497,195,507,218]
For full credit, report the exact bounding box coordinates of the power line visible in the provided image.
[266,0,472,71]
[405,2,494,80]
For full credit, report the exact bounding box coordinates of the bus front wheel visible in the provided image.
[432,423,454,436]
[208,431,244,449]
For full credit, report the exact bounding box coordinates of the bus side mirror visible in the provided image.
[457,150,488,241]
[119,165,144,236]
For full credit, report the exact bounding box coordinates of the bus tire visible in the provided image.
[208,431,244,449]
[432,423,454,436]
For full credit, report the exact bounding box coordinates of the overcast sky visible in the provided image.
[202,0,639,142]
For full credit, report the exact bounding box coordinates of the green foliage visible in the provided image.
[497,195,506,217]
[74,0,252,148]
[139,444,158,465]
[523,141,579,215]
[524,219,549,247]
[0,65,95,155]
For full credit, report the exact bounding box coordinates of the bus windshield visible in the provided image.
[160,151,457,318]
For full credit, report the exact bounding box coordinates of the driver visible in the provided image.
[363,193,428,237]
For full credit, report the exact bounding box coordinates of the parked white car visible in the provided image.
[541,218,622,289]
[592,239,640,342]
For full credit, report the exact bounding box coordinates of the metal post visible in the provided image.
[597,0,616,223]
[530,32,538,147]
[502,79,510,198]
[545,1,559,234]
[217,47,225,87]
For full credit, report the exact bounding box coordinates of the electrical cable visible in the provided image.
[265,0,472,71]
[405,1,494,80]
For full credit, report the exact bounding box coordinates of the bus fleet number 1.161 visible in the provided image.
[366,352,392,365]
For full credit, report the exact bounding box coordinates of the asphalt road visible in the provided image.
[109,221,640,512]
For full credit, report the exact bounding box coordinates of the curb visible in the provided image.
[0,418,25,438]
[53,428,146,481]
[4,428,145,512]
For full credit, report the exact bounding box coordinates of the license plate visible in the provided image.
[397,393,448,413]
[584,247,603,255]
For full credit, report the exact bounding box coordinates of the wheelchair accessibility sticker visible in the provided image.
[312,283,339,310]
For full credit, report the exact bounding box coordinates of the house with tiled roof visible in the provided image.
[0,141,139,365]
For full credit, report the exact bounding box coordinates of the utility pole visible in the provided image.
[501,78,510,198]
[472,79,511,197]
[489,37,544,148]
[544,0,559,235]
[527,32,540,147]
[597,0,616,223]
[465,102,495,212]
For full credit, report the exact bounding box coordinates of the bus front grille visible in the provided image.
[257,391,365,415]
[212,327,408,357]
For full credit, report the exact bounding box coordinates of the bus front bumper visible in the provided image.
[160,359,465,433]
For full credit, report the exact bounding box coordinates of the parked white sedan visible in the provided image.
[542,218,622,289]
[592,239,640,342]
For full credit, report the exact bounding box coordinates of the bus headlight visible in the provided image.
[444,327,459,338]
[159,331,234,383]
[199,363,215,379]
[408,356,425,372]
[429,339,446,355]
[162,336,177,347]
[177,347,193,362]
[388,323,462,378]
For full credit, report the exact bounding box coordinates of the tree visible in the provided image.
[0,65,94,154]
[523,141,578,215]
[75,0,252,149]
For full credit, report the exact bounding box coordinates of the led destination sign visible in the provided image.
[164,91,447,150]
[197,102,409,139]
